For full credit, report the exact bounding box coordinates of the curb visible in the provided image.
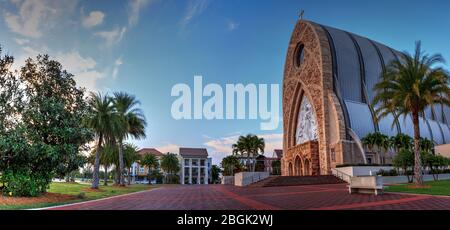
[29,187,163,210]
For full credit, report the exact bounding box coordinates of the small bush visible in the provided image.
[377,169,398,176]
[0,170,49,197]
[76,192,86,199]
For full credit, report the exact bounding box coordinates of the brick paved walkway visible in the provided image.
[47,184,450,210]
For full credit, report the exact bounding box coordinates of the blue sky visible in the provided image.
[1,0,449,164]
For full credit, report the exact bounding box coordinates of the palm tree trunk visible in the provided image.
[92,134,103,189]
[412,112,424,186]
[128,168,131,185]
[118,140,125,186]
[104,165,108,186]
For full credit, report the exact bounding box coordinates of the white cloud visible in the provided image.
[3,0,78,38]
[112,57,123,79]
[94,27,127,46]
[128,0,152,27]
[82,10,105,28]
[156,143,180,154]
[181,0,210,27]
[14,38,30,45]
[227,20,239,31]
[55,51,105,93]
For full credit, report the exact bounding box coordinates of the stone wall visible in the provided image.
[282,20,349,176]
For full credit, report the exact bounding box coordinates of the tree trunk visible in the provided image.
[118,140,125,186]
[114,167,120,184]
[104,165,108,186]
[128,168,131,185]
[91,134,103,189]
[412,112,424,186]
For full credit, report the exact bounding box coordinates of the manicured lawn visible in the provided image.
[0,182,158,210]
[386,179,450,196]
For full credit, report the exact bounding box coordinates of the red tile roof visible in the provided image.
[274,149,283,159]
[179,147,208,157]
[138,148,164,157]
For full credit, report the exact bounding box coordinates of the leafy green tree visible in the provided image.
[232,134,265,172]
[85,92,115,189]
[393,148,414,183]
[221,155,242,176]
[373,42,450,186]
[160,153,180,184]
[112,92,147,186]
[271,160,281,175]
[1,53,93,196]
[210,165,221,184]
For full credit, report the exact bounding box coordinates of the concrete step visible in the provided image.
[250,175,346,187]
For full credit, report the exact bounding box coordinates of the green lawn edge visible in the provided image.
[0,182,159,210]
[385,179,450,196]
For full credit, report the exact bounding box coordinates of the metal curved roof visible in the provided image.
[319,23,450,145]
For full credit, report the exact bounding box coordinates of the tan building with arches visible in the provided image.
[282,20,450,176]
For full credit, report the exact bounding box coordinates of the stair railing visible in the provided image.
[331,168,352,183]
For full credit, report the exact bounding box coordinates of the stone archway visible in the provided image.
[294,156,302,176]
[304,159,311,176]
[288,162,293,176]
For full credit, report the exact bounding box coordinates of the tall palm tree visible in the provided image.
[160,153,180,183]
[91,142,116,186]
[372,41,450,186]
[122,143,141,185]
[221,155,241,176]
[141,154,159,183]
[232,134,265,172]
[85,92,115,189]
[390,133,413,153]
[112,92,147,186]
[361,132,390,164]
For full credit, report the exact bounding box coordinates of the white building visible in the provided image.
[179,148,212,185]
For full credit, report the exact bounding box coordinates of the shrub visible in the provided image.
[336,163,393,168]
[376,169,398,176]
[0,170,49,197]
[76,192,86,199]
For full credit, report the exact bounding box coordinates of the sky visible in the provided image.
[1,0,450,165]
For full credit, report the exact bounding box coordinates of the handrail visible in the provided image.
[331,168,352,183]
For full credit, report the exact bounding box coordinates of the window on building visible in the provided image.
[184,159,190,166]
[192,159,198,167]
[200,159,205,166]
[331,148,336,162]
[294,43,305,68]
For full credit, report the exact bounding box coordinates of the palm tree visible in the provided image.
[390,133,413,153]
[232,134,265,172]
[372,41,450,186]
[221,155,242,176]
[112,92,147,186]
[123,143,141,185]
[361,132,390,164]
[90,142,116,186]
[85,92,115,189]
[141,154,159,184]
[160,153,180,183]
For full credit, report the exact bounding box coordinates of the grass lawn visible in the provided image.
[385,179,450,196]
[0,182,158,210]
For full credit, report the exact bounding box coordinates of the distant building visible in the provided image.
[179,148,212,185]
[131,148,164,183]
[255,150,283,174]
